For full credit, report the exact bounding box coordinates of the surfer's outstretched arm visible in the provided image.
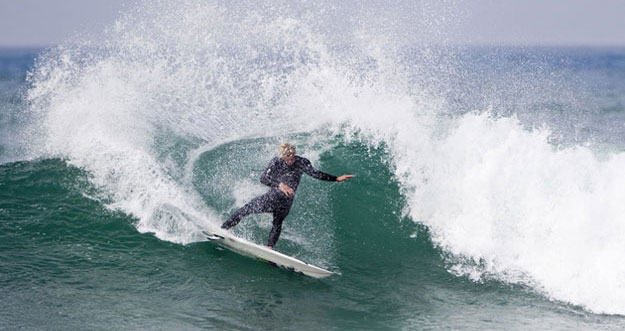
[302,159,337,181]
[302,159,353,182]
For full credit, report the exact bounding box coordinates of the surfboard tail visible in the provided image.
[202,230,334,278]
[203,231,225,241]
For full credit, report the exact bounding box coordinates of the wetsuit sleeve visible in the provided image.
[260,158,281,188]
[301,158,337,182]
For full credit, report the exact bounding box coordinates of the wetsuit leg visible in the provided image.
[267,202,292,247]
[221,192,275,229]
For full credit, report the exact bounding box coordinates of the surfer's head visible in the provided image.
[279,143,296,165]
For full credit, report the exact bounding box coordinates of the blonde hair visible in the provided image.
[278,143,296,157]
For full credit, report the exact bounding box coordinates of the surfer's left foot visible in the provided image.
[267,246,273,250]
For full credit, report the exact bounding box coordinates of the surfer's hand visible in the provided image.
[336,175,354,182]
[279,182,294,197]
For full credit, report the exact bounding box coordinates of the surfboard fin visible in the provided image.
[203,231,225,241]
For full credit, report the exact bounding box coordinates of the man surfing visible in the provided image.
[221,143,353,248]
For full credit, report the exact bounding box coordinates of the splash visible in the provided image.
[24,0,625,315]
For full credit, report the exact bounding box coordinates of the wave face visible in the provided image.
[17,0,625,317]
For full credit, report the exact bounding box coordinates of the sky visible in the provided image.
[1,0,624,47]
[459,0,625,46]
[0,0,130,47]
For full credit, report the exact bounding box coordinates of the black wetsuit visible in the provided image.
[221,155,337,247]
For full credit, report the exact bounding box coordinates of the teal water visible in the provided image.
[3,1,625,329]
[2,152,625,330]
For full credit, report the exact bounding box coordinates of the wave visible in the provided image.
[22,0,625,315]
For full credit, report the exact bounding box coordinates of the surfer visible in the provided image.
[221,143,353,248]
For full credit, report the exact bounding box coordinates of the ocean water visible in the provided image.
[2,1,625,330]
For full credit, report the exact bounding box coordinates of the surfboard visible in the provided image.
[202,230,334,279]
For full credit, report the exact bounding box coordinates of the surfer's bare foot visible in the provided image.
[267,245,273,250]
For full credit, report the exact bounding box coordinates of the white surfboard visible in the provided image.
[202,230,334,279]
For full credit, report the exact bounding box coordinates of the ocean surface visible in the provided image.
[3,1,625,330]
